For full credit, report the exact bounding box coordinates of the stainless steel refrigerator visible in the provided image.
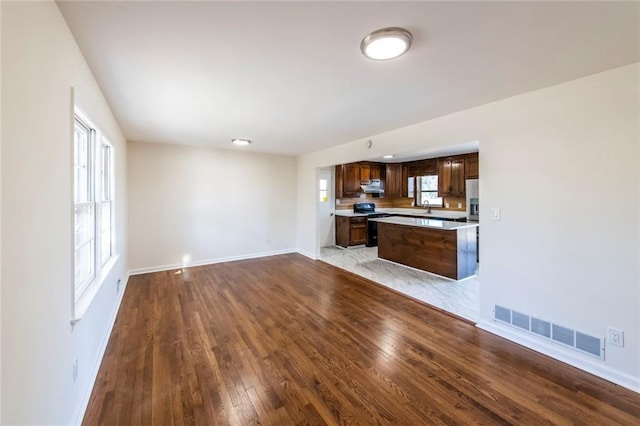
[465,179,479,221]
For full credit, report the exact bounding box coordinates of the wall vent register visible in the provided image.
[493,305,605,359]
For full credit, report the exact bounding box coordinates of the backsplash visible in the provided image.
[336,195,466,211]
[335,195,394,210]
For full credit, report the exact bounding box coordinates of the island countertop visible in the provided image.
[335,208,469,220]
[368,216,479,230]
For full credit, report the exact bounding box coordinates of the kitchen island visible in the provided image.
[369,216,479,280]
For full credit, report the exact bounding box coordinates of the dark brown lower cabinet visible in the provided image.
[350,218,367,245]
[377,222,477,280]
[336,216,367,247]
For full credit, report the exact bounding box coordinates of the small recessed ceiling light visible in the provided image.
[231,138,252,146]
[361,27,413,61]
[383,155,395,159]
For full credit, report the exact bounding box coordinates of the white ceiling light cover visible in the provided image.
[232,138,252,146]
[361,27,413,60]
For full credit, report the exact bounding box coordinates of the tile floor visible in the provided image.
[320,246,479,322]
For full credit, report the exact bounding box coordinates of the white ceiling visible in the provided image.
[57,1,639,156]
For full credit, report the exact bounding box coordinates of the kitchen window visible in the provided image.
[408,176,443,207]
[73,112,116,320]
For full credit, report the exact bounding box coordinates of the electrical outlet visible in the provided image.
[457,203,462,209]
[491,208,501,221]
[445,202,450,208]
[73,358,78,382]
[607,327,624,347]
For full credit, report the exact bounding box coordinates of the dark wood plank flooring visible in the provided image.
[84,254,640,425]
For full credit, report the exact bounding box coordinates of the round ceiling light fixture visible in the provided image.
[360,27,413,61]
[231,138,252,146]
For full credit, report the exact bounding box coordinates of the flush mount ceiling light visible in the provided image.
[231,138,252,146]
[382,155,395,159]
[361,27,413,61]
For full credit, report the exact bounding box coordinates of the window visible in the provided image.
[74,119,95,298]
[408,175,443,207]
[100,142,113,265]
[73,113,115,310]
[319,178,328,202]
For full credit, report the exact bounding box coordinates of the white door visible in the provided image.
[317,169,335,247]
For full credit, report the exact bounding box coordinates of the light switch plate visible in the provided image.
[491,208,501,221]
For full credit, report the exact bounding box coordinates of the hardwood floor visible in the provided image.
[84,254,640,425]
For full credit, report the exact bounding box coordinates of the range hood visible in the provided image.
[360,180,384,194]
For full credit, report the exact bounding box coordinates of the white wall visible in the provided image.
[128,141,297,272]
[0,0,4,420]
[1,2,128,424]
[297,63,640,391]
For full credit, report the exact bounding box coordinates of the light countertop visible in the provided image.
[334,211,369,217]
[377,208,467,219]
[334,208,468,219]
[368,216,479,230]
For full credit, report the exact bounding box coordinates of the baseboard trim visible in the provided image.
[477,320,640,394]
[128,249,298,275]
[296,249,320,260]
[71,273,130,425]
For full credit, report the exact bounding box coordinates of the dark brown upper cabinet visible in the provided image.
[335,162,376,198]
[343,163,361,196]
[465,153,479,179]
[437,158,465,197]
[336,153,476,200]
[335,164,344,199]
[405,159,437,176]
[359,163,371,183]
[358,162,382,183]
[370,163,382,181]
[335,163,361,198]
[384,163,403,198]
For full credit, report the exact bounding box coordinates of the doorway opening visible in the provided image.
[314,143,481,323]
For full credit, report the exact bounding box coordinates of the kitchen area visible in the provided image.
[321,151,480,321]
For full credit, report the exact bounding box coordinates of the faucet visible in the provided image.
[423,198,431,213]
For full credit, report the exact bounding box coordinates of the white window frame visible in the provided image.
[99,139,114,266]
[408,175,444,207]
[74,118,96,298]
[72,110,117,322]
